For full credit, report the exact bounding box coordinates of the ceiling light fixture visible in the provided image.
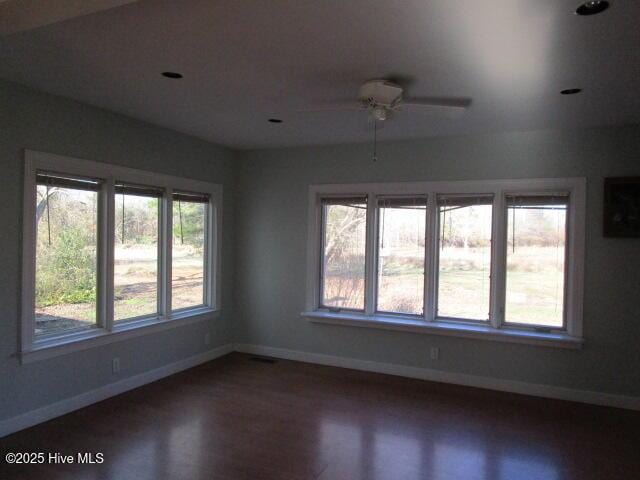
[561,88,582,95]
[161,71,183,79]
[268,118,283,123]
[575,1,609,16]
[371,105,388,122]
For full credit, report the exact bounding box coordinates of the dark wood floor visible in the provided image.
[1,353,638,480]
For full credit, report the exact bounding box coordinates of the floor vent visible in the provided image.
[250,356,277,364]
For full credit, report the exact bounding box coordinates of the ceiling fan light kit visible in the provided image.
[358,79,403,109]
[356,79,471,121]
[371,105,388,121]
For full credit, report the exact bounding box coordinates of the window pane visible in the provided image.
[376,199,426,315]
[35,184,98,337]
[437,197,493,320]
[505,196,567,327]
[114,192,159,321]
[321,199,367,310]
[172,199,206,310]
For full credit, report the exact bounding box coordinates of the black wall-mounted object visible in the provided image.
[604,177,640,237]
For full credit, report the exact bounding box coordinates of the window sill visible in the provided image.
[21,308,220,364]
[301,311,583,349]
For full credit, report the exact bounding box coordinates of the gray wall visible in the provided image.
[235,126,640,397]
[0,80,237,421]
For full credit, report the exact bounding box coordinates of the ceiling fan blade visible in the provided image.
[403,96,472,110]
[296,100,364,113]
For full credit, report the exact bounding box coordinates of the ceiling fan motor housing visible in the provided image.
[358,80,403,108]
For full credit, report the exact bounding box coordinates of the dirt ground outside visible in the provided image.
[35,244,204,336]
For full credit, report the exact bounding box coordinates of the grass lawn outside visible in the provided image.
[323,246,564,326]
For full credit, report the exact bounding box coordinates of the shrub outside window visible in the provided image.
[306,178,585,344]
[21,150,222,360]
[35,173,100,338]
[320,197,368,311]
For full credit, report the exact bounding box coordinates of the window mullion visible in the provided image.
[489,191,506,329]
[316,200,326,310]
[565,191,582,337]
[425,194,438,322]
[155,187,166,318]
[161,188,173,318]
[101,179,115,332]
[364,193,377,315]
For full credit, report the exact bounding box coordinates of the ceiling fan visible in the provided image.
[305,79,472,123]
[298,78,471,161]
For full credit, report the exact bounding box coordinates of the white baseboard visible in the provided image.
[3,342,637,438]
[0,344,233,438]
[234,343,640,411]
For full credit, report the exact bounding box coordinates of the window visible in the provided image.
[376,197,427,316]
[22,150,222,360]
[320,197,367,311]
[172,191,209,311]
[305,179,585,347]
[436,195,493,321]
[35,173,100,338]
[505,195,568,328]
[114,183,162,322]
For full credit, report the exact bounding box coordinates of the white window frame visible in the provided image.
[433,193,495,323]
[302,178,586,349]
[374,195,428,318]
[21,150,223,363]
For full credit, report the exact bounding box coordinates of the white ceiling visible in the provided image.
[1,0,639,149]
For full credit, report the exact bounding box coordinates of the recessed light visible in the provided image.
[575,1,609,16]
[561,88,582,95]
[161,71,183,79]
[268,118,283,123]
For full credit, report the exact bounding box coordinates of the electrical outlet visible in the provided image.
[112,357,120,374]
[429,347,439,361]
[204,332,211,346]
